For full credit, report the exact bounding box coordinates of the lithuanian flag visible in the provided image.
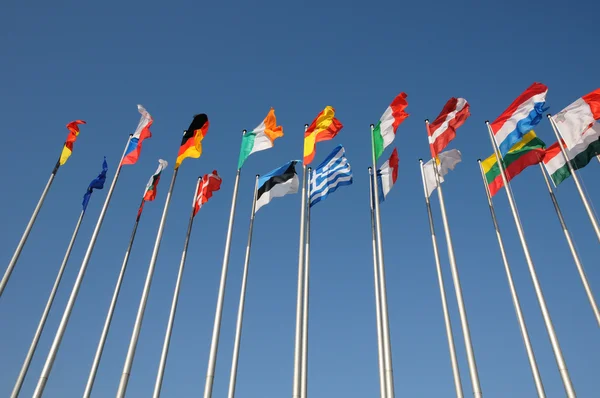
[482,131,546,196]
[304,106,343,165]
[59,120,86,165]
[176,114,209,169]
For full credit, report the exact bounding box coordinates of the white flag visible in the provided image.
[423,149,462,198]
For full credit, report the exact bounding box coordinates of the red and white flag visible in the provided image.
[428,98,470,157]
[194,170,222,216]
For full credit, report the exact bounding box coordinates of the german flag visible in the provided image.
[59,120,86,165]
[175,114,209,169]
[304,106,343,165]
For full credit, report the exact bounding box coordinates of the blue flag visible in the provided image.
[309,145,353,207]
[82,157,108,211]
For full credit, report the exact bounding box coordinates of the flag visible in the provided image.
[304,106,343,165]
[309,145,353,207]
[59,120,86,165]
[373,93,409,160]
[428,98,470,157]
[551,88,600,150]
[544,123,600,186]
[256,161,299,212]
[422,149,462,198]
[194,170,222,216]
[138,159,168,217]
[376,148,399,202]
[238,108,284,169]
[482,131,546,196]
[490,83,548,156]
[176,114,209,169]
[82,157,108,211]
[122,105,153,165]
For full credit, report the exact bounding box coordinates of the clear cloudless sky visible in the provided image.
[1,1,599,397]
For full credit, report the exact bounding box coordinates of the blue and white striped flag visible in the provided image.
[309,145,353,207]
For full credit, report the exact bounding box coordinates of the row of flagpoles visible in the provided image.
[1,84,599,397]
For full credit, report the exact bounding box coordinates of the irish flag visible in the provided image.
[544,123,600,186]
[373,93,409,160]
[551,88,600,150]
[238,108,284,169]
[377,148,399,202]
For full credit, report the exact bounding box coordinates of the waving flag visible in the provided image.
[309,145,353,207]
[176,114,209,169]
[376,148,399,202]
[304,106,343,165]
[82,157,108,211]
[238,108,284,169]
[122,105,153,165]
[59,120,86,165]
[428,98,470,157]
[138,159,168,217]
[422,149,462,198]
[373,93,409,160]
[256,161,299,212]
[490,83,548,156]
[551,88,600,150]
[194,170,222,216]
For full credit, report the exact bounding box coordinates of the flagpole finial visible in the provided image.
[242,129,247,135]
[304,124,309,128]
[418,158,423,162]
[424,119,429,123]
[256,174,259,178]
[370,123,374,128]
[546,114,552,118]
[484,120,489,124]
[477,159,482,162]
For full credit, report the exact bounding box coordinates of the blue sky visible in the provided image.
[1,1,599,397]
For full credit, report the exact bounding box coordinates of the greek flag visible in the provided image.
[309,145,353,207]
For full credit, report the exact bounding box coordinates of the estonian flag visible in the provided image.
[255,161,299,213]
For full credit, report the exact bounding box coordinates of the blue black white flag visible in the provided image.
[256,161,299,213]
[309,145,353,207]
[82,157,108,211]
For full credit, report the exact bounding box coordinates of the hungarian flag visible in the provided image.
[373,93,409,160]
[304,106,343,165]
[59,120,86,165]
[428,98,470,157]
[122,105,153,165]
[138,159,168,217]
[551,88,600,150]
[376,148,399,202]
[238,108,284,169]
[194,170,222,216]
[176,114,209,169]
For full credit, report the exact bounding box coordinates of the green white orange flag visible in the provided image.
[59,120,86,165]
[373,93,409,160]
[238,108,284,169]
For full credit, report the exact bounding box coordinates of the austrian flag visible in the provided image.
[428,98,470,157]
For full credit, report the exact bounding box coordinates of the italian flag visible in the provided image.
[238,108,284,169]
[552,88,600,150]
[373,93,409,160]
[544,123,600,186]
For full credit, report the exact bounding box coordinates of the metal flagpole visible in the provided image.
[116,167,179,398]
[425,121,482,398]
[227,175,259,398]
[83,199,145,398]
[547,115,600,243]
[477,160,546,398]
[485,121,576,397]
[0,160,60,298]
[538,163,600,327]
[11,209,85,398]
[418,160,463,398]
[203,130,244,398]
[153,177,202,398]
[368,167,387,398]
[370,124,395,398]
[300,167,312,398]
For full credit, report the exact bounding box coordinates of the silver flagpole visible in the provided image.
[11,209,85,398]
[370,124,395,398]
[485,121,576,397]
[418,159,463,398]
[0,160,60,298]
[116,166,179,398]
[538,163,600,327]
[227,175,259,398]
[33,135,132,398]
[300,167,312,398]
[293,125,309,398]
[477,160,546,398]
[425,120,482,398]
[83,199,145,398]
[547,115,600,243]
[368,167,387,398]
[203,130,245,398]
[153,177,202,398]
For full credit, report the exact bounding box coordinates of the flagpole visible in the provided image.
[425,121,482,397]
[370,124,395,398]
[293,125,309,398]
[203,131,245,398]
[538,163,600,327]
[300,167,312,398]
[477,160,546,398]
[227,175,259,398]
[0,160,60,298]
[153,177,202,397]
[116,166,179,398]
[368,167,387,398]
[547,115,600,243]
[83,198,144,398]
[485,121,576,397]
[11,208,85,398]
[418,160,463,398]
